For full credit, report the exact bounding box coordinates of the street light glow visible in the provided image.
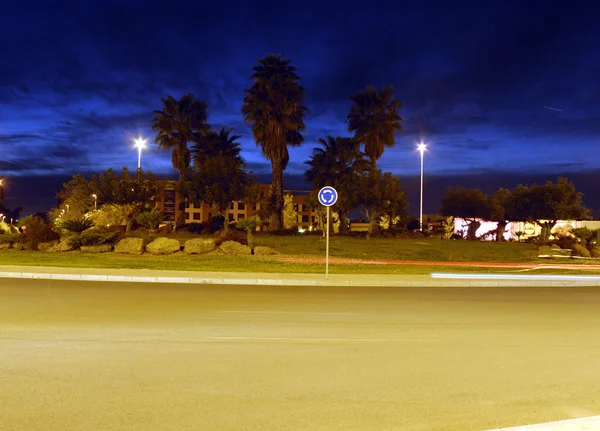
[417,142,427,232]
[134,137,147,170]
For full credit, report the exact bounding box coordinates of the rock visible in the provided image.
[51,239,76,252]
[551,244,562,250]
[146,237,181,255]
[12,242,24,251]
[114,237,145,255]
[219,240,252,256]
[81,245,112,253]
[38,241,59,251]
[590,247,600,258]
[253,246,279,256]
[0,243,12,251]
[184,238,217,254]
[571,244,591,258]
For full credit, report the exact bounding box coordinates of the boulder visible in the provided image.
[219,240,252,256]
[51,239,77,252]
[0,243,12,251]
[12,242,24,251]
[114,237,145,255]
[81,245,112,253]
[184,238,217,254]
[590,247,600,258]
[571,244,591,258]
[146,237,181,255]
[253,246,279,256]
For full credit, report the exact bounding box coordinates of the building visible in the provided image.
[155,181,319,230]
[0,177,5,207]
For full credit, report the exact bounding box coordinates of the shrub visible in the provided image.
[215,229,247,246]
[19,216,60,250]
[61,217,95,234]
[270,228,299,236]
[0,233,21,245]
[69,231,120,248]
[136,210,165,232]
[176,223,206,234]
[572,227,595,243]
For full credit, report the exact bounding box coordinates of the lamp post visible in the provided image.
[417,143,427,231]
[134,137,147,171]
[92,194,97,210]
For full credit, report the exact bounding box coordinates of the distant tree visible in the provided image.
[346,86,404,236]
[242,54,308,231]
[283,194,298,229]
[356,170,409,237]
[304,136,367,235]
[183,129,253,236]
[440,187,490,240]
[511,177,590,244]
[51,175,95,221]
[489,188,514,242]
[151,94,210,225]
[91,168,159,233]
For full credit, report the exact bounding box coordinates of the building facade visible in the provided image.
[155,181,319,230]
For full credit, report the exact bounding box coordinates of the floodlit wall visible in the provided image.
[453,218,596,241]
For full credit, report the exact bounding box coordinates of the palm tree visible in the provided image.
[241,54,308,231]
[151,94,209,225]
[305,136,367,235]
[346,85,404,174]
[346,86,403,237]
[191,126,243,166]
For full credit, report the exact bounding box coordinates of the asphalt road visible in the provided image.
[1,280,600,431]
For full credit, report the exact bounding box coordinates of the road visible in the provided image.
[1,280,600,431]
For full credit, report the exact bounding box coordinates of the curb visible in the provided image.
[3,271,600,287]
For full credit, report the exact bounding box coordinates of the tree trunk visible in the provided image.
[221,207,230,237]
[537,221,555,245]
[269,159,283,231]
[126,218,134,234]
[247,229,254,251]
[367,157,378,239]
[176,170,186,228]
[338,210,349,235]
[495,220,507,242]
[466,220,481,241]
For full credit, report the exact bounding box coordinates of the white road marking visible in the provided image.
[218,310,363,315]
[484,415,600,430]
[208,336,434,343]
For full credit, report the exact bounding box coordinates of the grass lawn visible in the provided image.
[1,235,598,274]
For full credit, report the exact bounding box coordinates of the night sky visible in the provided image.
[2,1,599,216]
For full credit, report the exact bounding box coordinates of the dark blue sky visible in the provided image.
[1,0,599,215]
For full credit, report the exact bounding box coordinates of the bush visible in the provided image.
[215,229,247,246]
[19,216,60,250]
[175,223,206,234]
[136,210,165,232]
[60,217,95,234]
[69,231,120,248]
[0,233,21,245]
[572,227,595,243]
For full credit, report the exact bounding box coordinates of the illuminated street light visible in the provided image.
[134,137,147,170]
[92,194,97,210]
[417,143,427,232]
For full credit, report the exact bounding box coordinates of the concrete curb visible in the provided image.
[484,415,600,430]
[3,269,600,287]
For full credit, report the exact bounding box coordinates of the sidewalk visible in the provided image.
[2,265,600,287]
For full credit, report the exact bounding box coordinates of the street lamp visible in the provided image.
[417,142,427,232]
[134,137,147,170]
[92,194,98,210]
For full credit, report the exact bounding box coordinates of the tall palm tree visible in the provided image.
[346,86,403,237]
[152,94,209,225]
[305,136,367,235]
[346,85,404,174]
[241,54,308,231]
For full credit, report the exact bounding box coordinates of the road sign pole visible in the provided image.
[326,206,330,279]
